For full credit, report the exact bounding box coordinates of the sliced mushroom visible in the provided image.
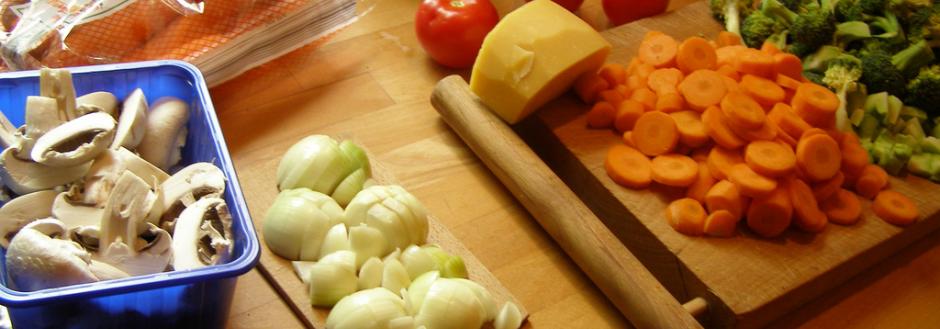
[172,197,233,271]
[109,88,147,151]
[79,148,169,207]
[30,112,116,167]
[21,217,67,238]
[6,226,98,291]
[69,225,100,252]
[16,96,62,158]
[97,223,173,276]
[39,68,78,121]
[51,190,103,229]
[158,162,225,232]
[0,147,91,195]
[137,97,189,171]
[0,189,57,247]
[99,171,158,251]
[0,110,17,149]
[76,91,118,118]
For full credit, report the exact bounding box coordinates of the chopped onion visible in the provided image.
[263,188,340,261]
[326,288,407,329]
[319,223,351,259]
[345,185,429,254]
[358,257,384,290]
[400,245,436,279]
[414,278,487,329]
[454,278,497,321]
[494,302,524,329]
[292,261,317,285]
[308,260,357,306]
[406,271,441,314]
[382,258,411,296]
[349,224,387,268]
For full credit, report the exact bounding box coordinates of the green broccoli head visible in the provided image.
[822,54,863,91]
[905,65,940,112]
[833,21,872,48]
[891,39,935,78]
[803,71,826,85]
[761,0,798,24]
[835,0,864,21]
[741,12,783,47]
[859,0,887,15]
[788,42,817,57]
[790,7,836,50]
[887,0,933,21]
[906,4,940,46]
[859,49,907,97]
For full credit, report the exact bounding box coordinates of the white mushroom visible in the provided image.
[96,171,171,276]
[97,223,173,276]
[39,68,78,121]
[137,97,189,171]
[0,110,17,149]
[16,96,62,157]
[5,226,98,291]
[172,197,233,271]
[109,88,147,151]
[30,112,116,167]
[79,148,169,208]
[157,162,225,232]
[0,147,91,195]
[51,190,103,229]
[76,91,118,118]
[0,189,57,247]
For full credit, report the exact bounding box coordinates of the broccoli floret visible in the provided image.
[859,0,887,15]
[803,45,846,72]
[710,0,760,34]
[906,65,940,112]
[835,0,864,21]
[833,21,872,48]
[788,42,817,57]
[761,0,798,24]
[741,12,783,47]
[859,49,907,97]
[803,71,826,85]
[823,55,863,91]
[891,39,935,78]
[790,6,836,50]
[906,4,940,46]
[766,30,789,49]
[887,0,932,21]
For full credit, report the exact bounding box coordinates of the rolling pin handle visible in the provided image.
[683,297,708,319]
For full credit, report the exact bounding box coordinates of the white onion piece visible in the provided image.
[319,223,351,260]
[349,224,387,268]
[326,288,407,329]
[382,258,411,297]
[358,257,384,290]
[414,278,487,329]
[494,302,524,329]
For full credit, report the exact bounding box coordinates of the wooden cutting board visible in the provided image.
[516,1,940,328]
[253,149,527,328]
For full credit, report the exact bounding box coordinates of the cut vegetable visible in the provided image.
[638,32,678,68]
[650,154,699,187]
[727,163,777,198]
[854,164,888,199]
[702,106,746,149]
[872,190,918,226]
[678,70,727,111]
[746,186,792,238]
[605,144,652,188]
[796,134,842,182]
[705,180,745,220]
[670,111,709,148]
[704,209,738,238]
[745,140,796,177]
[676,37,717,73]
[632,111,679,156]
[665,198,707,236]
[821,188,862,226]
[787,177,827,233]
[720,92,766,130]
[686,162,716,203]
[706,146,743,181]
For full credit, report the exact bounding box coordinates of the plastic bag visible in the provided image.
[0,0,367,85]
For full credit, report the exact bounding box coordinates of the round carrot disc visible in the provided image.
[605,144,652,189]
[666,198,707,236]
[720,92,766,130]
[728,163,777,198]
[651,154,699,187]
[632,111,679,156]
[745,140,795,177]
[796,134,842,182]
[787,178,828,232]
[821,188,862,225]
[872,190,919,226]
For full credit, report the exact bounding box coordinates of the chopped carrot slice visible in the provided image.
[740,74,785,109]
[736,48,775,78]
[768,103,811,140]
[716,45,746,68]
[636,63,657,79]
[746,186,793,238]
[633,111,679,156]
[627,57,642,75]
[670,110,710,148]
[687,162,716,203]
[717,31,742,47]
[787,177,828,232]
[627,74,648,91]
[812,171,845,202]
[666,198,708,236]
[587,101,617,128]
[872,190,919,226]
[728,163,778,198]
[707,146,744,181]
[574,72,609,104]
[623,131,636,148]
[721,92,766,130]
[651,154,700,187]
[760,40,782,55]
[656,92,687,113]
[614,99,646,132]
[599,89,625,107]
[855,164,889,199]
[690,146,711,162]
[679,70,728,111]
[605,144,652,189]
[615,84,632,99]
[705,209,738,237]
[716,65,740,80]
[630,87,658,110]
[702,106,747,149]
[796,133,842,182]
[721,75,740,93]
[706,180,746,220]
[840,133,870,176]
[775,73,802,91]
[639,32,679,68]
[745,140,796,177]
[677,36,718,73]
[729,117,779,142]
[773,53,803,80]
[647,68,684,95]
[599,63,627,87]
[792,82,839,127]
[821,188,862,225]
[776,129,798,148]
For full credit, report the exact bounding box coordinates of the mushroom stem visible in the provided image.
[0,111,17,148]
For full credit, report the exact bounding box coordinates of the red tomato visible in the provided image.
[602,0,668,26]
[526,0,585,12]
[414,0,500,69]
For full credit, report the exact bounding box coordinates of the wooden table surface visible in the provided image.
[210,0,940,328]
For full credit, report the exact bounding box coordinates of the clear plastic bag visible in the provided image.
[0,0,368,84]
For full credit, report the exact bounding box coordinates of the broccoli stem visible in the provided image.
[761,0,797,24]
[891,40,935,78]
[725,1,742,34]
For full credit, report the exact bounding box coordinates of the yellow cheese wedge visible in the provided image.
[469,0,611,124]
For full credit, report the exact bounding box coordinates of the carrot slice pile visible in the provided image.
[576,30,920,238]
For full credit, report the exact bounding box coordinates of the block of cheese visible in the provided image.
[469,0,611,124]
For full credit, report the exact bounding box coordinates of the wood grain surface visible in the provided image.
[213,0,940,328]
[522,2,940,328]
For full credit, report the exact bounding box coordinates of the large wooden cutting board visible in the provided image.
[518,1,940,328]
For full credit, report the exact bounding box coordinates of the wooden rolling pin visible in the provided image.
[431,75,704,329]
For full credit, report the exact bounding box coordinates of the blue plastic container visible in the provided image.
[0,61,261,329]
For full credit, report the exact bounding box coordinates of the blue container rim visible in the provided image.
[0,60,261,307]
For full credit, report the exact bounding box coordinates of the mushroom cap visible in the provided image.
[137,97,189,171]
[0,189,58,248]
[109,88,148,151]
[0,147,91,195]
[30,112,116,167]
[159,162,225,231]
[6,228,98,291]
[76,91,119,118]
[172,197,233,271]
